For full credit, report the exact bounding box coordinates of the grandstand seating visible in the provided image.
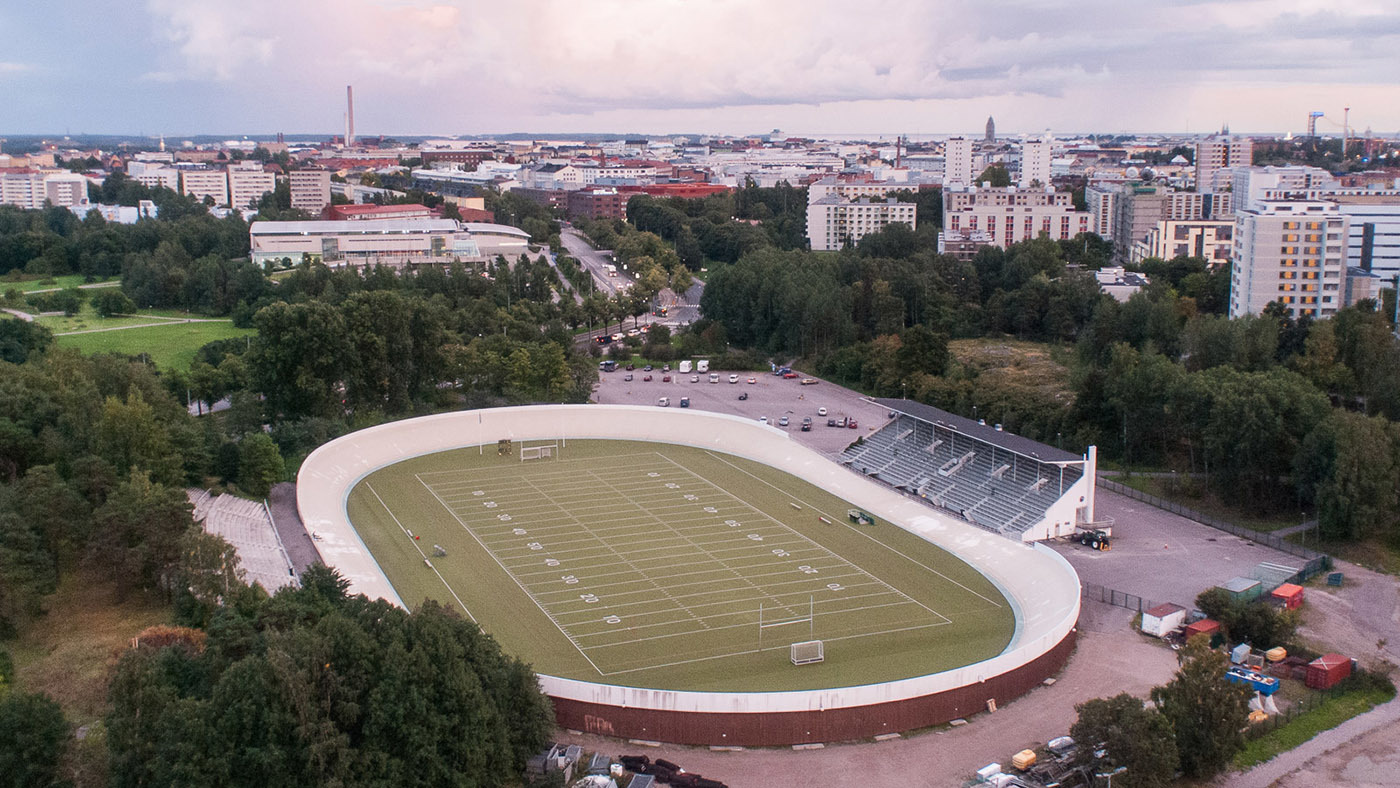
[188,490,298,592]
[839,416,1082,538]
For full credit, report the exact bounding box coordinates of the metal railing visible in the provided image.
[1081,582,1157,613]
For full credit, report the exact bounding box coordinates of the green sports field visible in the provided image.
[348,440,1015,692]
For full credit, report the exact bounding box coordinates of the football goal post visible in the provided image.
[758,596,816,662]
[519,441,559,462]
[790,640,825,665]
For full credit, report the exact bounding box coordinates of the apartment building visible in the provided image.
[1019,139,1051,188]
[1229,201,1348,319]
[289,169,332,213]
[1,170,91,210]
[1328,194,1400,279]
[179,169,229,206]
[807,195,916,251]
[944,137,975,187]
[1110,185,1232,262]
[941,186,1090,249]
[1195,135,1253,193]
[806,176,909,202]
[1230,165,1335,212]
[228,163,275,210]
[1132,219,1235,265]
[565,187,626,221]
[1086,185,1118,240]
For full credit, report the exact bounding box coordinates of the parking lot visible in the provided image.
[593,366,893,455]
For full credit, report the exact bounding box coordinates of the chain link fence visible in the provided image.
[1097,478,1332,579]
[1081,582,1157,613]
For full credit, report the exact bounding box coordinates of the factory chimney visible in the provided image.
[346,85,355,147]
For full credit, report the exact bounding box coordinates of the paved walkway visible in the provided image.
[1224,697,1400,787]
[267,482,321,576]
[55,317,231,335]
[1,307,34,321]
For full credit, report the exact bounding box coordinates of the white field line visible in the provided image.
[415,474,607,677]
[661,452,953,624]
[412,447,963,675]
[363,482,477,623]
[703,450,1005,609]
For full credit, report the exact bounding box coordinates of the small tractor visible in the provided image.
[1077,529,1111,551]
[847,509,875,526]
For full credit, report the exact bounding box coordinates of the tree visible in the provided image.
[92,288,137,317]
[1151,637,1252,779]
[106,567,553,788]
[1071,693,1178,788]
[1295,410,1399,541]
[0,691,68,788]
[974,164,1012,187]
[0,317,52,364]
[87,469,194,596]
[237,433,285,498]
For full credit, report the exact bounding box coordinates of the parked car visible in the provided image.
[783,371,799,379]
[758,416,768,424]
[827,418,837,427]
[801,417,812,431]
[818,407,828,416]
[662,375,672,382]
[778,416,789,427]
[626,364,635,371]
[800,378,817,385]
[624,373,634,381]
[662,364,670,372]
[626,328,640,338]
[747,377,757,384]
[691,375,700,383]
[679,397,690,408]
[643,365,654,372]
[729,374,739,384]
[657,397,669,407]
[848,419,858,429]
[643,374,653,381]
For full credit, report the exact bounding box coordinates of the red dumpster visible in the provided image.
[1306,653,1352,690]
[1270,583,1304,610]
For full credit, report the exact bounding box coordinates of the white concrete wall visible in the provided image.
[297,405,1081,715]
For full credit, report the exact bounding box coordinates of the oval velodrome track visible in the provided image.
[297,405,1081,746]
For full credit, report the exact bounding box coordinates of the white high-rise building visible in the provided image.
[944,137,974,187]
[807,195,917,251]
[1,170,91,210]
[1229,201,1348,319]
[1019,139,1051,188]
[1085,185,1118,240]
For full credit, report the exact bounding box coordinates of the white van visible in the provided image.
[658,397,669,407]
[709,373,720,384]
[696,360,710,373]
[678,360,693,373]
[728,374,739,384]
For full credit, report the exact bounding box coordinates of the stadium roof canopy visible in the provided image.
[875,398,1081,464]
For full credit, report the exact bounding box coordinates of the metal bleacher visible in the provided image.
[841,410,1083,539]
[188,490,299,593]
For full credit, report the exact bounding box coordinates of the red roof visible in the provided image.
[1271,583,1303,598]
[323,203,437,221]
[1145,603,1186,618]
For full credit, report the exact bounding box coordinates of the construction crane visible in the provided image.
[1307,111,1324,138]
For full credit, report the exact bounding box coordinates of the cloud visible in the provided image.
[0,62,33,74]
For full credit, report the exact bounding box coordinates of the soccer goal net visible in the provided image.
[791,640,825,665]
[519,441,559,462]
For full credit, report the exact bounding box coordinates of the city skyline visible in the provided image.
[3,0,1399,138]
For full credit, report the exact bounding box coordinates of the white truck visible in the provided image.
[605,264,617,277]
[696,360,710,373]
[678,360,693,373]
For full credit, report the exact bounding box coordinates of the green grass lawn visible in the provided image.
[1,274,115,293]
[1234,683,1395,769]
[35,303,201,333]
[349,439,1014,692]
[55,320,253,371]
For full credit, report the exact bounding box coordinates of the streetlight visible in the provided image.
[1096,766,1127,788]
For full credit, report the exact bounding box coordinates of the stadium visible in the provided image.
[296,405,1082,746]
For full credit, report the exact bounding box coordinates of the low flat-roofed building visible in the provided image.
[322,203,438,221]
[249,219,532,268]
[937,229,994,262]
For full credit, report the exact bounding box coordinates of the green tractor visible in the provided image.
[1077,529,1111,551]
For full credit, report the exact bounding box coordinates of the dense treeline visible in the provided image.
[700,222,1400,537]
[106,567,552,788]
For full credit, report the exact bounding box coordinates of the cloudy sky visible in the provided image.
[4,0,1398,138]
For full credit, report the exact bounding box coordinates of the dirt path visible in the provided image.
[554,601,1179,786]
[54,317,231,335]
